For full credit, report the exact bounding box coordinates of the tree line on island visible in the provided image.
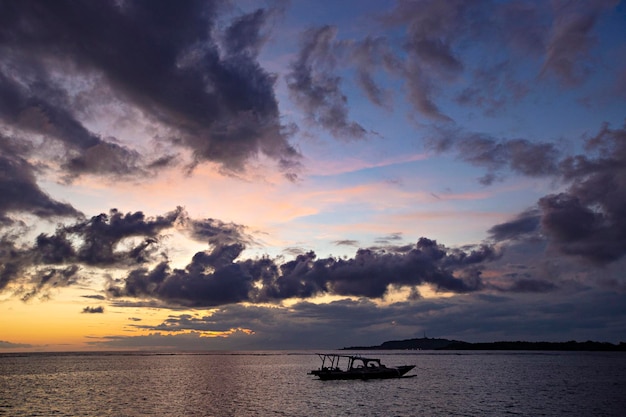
[342,338,626,351]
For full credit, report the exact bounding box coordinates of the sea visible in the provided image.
[1,350,625,416]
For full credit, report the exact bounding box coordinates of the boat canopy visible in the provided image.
[315,353,384,370]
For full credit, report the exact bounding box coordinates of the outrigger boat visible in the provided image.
[309,353,415,380]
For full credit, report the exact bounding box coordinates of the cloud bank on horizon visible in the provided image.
[1,0,625,350]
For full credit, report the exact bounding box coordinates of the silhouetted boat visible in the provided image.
[308,353,415,380]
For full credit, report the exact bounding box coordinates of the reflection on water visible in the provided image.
[1,351,625,416]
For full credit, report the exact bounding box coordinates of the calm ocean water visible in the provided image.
[1,350,625,416]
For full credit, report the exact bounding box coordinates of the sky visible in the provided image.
[1,0,626,352]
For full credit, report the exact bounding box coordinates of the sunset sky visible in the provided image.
[1,0,626,351]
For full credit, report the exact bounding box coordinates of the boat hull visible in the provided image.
[310,365,415,380]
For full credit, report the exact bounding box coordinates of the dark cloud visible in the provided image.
[19,265,80,302]
[538,193,619,264]
[0,340,34,349]
[488,209,542,241]
[95,300,405,350]
[349,37,400,109]
[381,0,468,70]
[90,287,626,350]
[0,207,186,296]
[334,239,359,247]
[286,25,367,140]
[0,237,21,291]
[496,1,547,56]
[540,0,615,86]
[0,135,82,220]
[505,278,557,293]
[425,120,626,267]
[373,0,617,120]
[425,289,626,343]
[0,68,143,181]
[1,229,81,298]
[374,232,403,244]
[107,237,500,307]
[3,0,611,182]
[35,207,184,266]
[86,331,248,350]
[281,247,308,257]
[183,217,251,247]
[133,313,239,334]
[82,294,106,300]
[488,121,626,265]
[223,8,269,58]
[455,60,529,116]
[441,4,543,114]
[542,122,626,264]
[379,0,477,121]
[82,306,104,314]
[296,237,490,299]
[63,141,143,181]
[110,245,254,307]
[0,0,300,178]
[428,127,561,184]
[457,137,560,183]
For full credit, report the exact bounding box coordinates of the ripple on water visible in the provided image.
[1,351,625,416]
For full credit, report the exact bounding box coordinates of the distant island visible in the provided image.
[342,337,626,352]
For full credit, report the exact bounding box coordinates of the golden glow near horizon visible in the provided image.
[2,291,113,350]
[0,281,453,351]
[1,271,275,351]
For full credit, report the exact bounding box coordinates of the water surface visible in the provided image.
[1,351,624,416]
